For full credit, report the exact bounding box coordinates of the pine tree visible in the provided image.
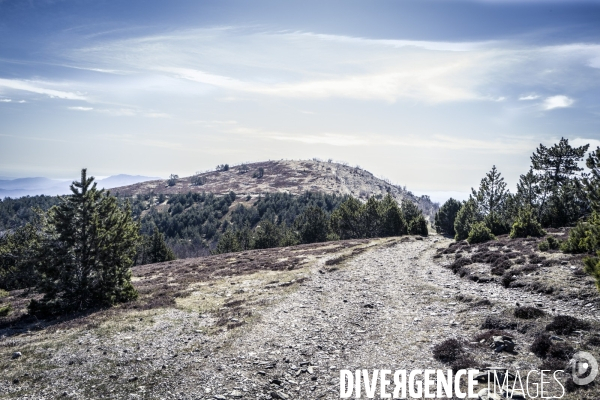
[253,220,281,249]
[0,219,43,290]
[454,198,480,241]
[515,169,541,210]
[400,199,421,225]
[434,198,462,237]
[363,197,383,238]
[379,194,407,237]
[530,138,589,227]
[584,147,600,212]
[294,206,329,244]
[215,229,241,254]
[29,169,139,315]
[330,197,364,239]
[146,227,176,263]
[471,166,510,234]
[408,214,428,237]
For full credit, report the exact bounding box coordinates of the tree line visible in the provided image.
[215,194,428,254]
[433,138,600,290]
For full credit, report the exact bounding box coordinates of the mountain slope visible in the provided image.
[112,160,438,218]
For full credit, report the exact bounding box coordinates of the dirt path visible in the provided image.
[3,236,598,399]
[169,236,597,399]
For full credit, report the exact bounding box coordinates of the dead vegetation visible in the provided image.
[437,232,599,305]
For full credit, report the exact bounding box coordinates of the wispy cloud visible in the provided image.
[543,95,574,110]
[68,106,93,111]
[519,94,540,101]
[226,123,535,153]
[269,133,370,146]
[0,98,27,103]
[0,78,86,100]
[165,65,479,103]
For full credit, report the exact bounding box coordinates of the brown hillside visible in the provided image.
[112,160,438,218]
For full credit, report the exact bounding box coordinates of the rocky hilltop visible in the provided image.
[112,160,438,219]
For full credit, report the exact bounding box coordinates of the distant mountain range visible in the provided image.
[0,175,161,199]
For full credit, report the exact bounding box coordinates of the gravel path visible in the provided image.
[174,236,598,399]
[3,236,598,399]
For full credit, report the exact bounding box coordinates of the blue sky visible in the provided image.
[1,0,600,200]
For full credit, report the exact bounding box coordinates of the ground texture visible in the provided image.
[1,235,599,399]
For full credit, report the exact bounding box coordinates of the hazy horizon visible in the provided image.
[1,0,600,196]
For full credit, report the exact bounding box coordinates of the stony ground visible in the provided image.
[2,235,599,399]
[112,160,438,219]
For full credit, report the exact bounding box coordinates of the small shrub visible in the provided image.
[539,236,560,251]
[547,236,560,250]
[490,256,512,275]
[467,222,495,244]
[501,272,515,288]
[0,304,11,317]
[253,167,264,179]
[548,342,574,360]
[546,315,590,335]
[481,316,517,330]
[450,354,476,372]
[432,338,464,362]
[583,254,600,292]
[449,257,472,273]
[561,213,600,254]
[510,206,545,238]
[538,240,550,251]
[531,333,553,358]
[167,173,179,186]
[0,289,8,298]
[539,357,567,371]
[514,306,546,319]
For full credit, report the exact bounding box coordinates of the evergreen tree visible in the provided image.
[363,197,383,238]
[471,166,510,234]
[145,227,175,263]
[434,198,462,237]
[379,194,408,237]
[0,219,43,290]
[401,199,421,225]
[253,220,282,249]
[408,214,428,237]
[167,174,179,186]
[294,206,329,244]
[235,226,254,250]
[454,198,480,241]
[330,197,364,239]
[530,138,589,227]
[515,169,541,211]
[215,229,241,254]
[29,169,139,315]
[584,147,600,212]
[467,221,495,244]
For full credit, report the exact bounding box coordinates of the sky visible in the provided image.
[1,0,600,201]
